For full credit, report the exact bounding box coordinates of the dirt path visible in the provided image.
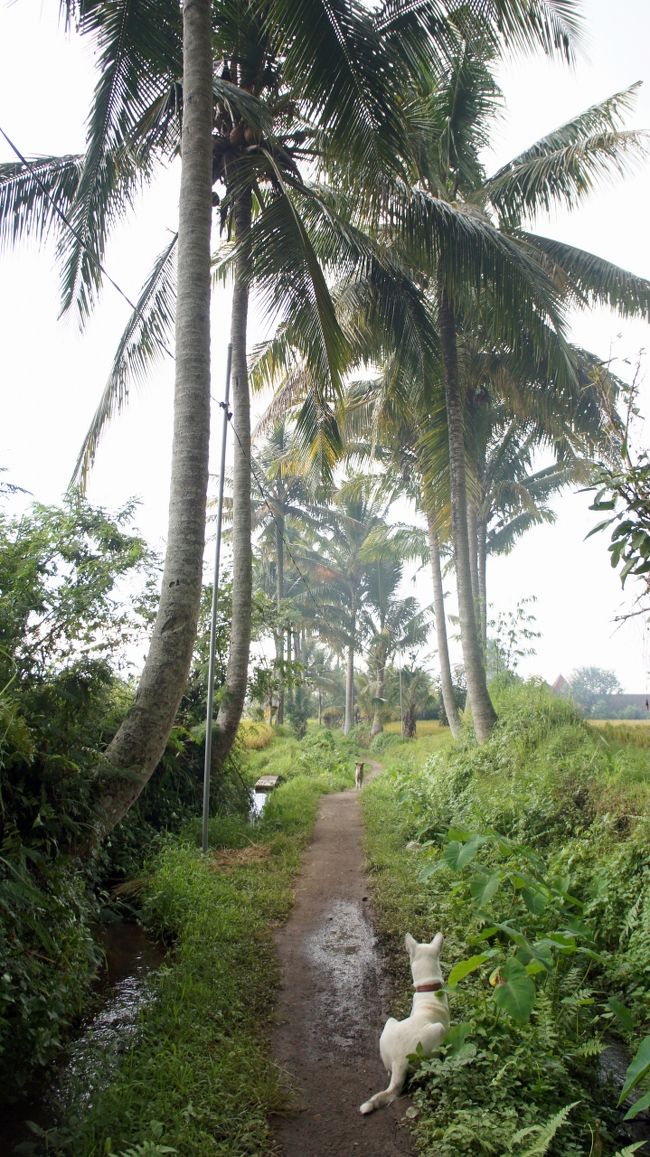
[270,764,415,1157]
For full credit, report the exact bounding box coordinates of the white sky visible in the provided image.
[0,0,649,693]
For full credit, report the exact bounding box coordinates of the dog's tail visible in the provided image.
[359,1059,409,1115]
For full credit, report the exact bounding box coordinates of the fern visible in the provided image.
[569,1038,603,1058]
[509,1101,578,1156]
[621,890,643,942]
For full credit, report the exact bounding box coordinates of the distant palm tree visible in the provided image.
[365,555,431,735]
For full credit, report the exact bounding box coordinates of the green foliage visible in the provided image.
[486,596,540,678]
[588,449,650,604]
[619,1035,650,1119]
[362,681,650,1154]
[0,856,101,1094]
[0,498,160,1089]
[53,735,349,1154]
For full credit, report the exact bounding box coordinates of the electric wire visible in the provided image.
[0,123,175,362]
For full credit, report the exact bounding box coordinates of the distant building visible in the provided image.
[551,675,649,719]
[552,674,572,697]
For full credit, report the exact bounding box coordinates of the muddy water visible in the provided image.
[56,921,165,1111]
[1,921,164,1155]
[303,897,385,1056]
[600,1041,650,1153]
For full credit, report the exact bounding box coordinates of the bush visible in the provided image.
[237,719,274,750]
[0,858,101,1094]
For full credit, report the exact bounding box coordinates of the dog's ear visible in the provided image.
[404,933,417,958]
[430,932,443,956]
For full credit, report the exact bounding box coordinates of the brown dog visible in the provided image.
[354,761,365,790]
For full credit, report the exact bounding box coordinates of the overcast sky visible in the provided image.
[1,0,649,692]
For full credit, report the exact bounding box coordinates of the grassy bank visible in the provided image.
[51,730,354,1156]
[363,682,650,1156]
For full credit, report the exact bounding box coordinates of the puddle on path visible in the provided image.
[304,898,385,1055]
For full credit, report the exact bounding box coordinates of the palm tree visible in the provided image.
[398,666,436,739]
[94,0,213,835]
[375,41,650,741]
[365,553,431,736]
[247,420,324,722]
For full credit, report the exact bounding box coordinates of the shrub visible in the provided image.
[237,719,274,750]
[362,681,650,1155]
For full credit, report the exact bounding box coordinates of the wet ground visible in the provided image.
[0,922,164,1155]
[270,767,415,1157]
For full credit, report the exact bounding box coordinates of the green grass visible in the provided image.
[383,719,449,737]
[53,738,354,1156]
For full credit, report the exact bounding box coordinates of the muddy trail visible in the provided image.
[270,763,415,1157]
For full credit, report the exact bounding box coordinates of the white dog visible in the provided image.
[360,932,449,1114]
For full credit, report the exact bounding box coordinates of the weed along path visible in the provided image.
[270,762,415,1157]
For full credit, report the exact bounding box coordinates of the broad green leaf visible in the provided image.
[528,940,555,969]
[624,1090,650,1120]
[447,954,490,989]
[446,826,474,842]
[442,840,463,869]
[619,1035,650,1104]
[470,870,501,908]
[544,931,577,950]
[444,1022,473,1054]
[525,960,547,976]
[521,885,548,915]
[456,833,487,868]
[473,926,499,943]
[493,958,536,1024]
[495,922,530,951]
[607,997,635,1033]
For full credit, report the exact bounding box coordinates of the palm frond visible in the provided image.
[71,234,177,488]
[523,232,650,319]
[59,0,181,320]
[486,85,647,224]
[488,507,556,555]
[267,0,413,182]
[0,154,82,249]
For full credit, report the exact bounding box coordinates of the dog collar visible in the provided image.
[414,981,443,992]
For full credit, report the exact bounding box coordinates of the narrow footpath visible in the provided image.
[270,764,415,1157]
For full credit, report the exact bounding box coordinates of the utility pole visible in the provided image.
[202,344,232,854]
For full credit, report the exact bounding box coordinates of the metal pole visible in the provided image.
[399,666,403,737]
[202,343,232,854]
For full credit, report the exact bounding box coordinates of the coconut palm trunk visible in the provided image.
[275,512,285,724]
[93,0,213,838]
[425,510,462,738]
[371,649,386,737]
[467,500,481,618]
[344,590,357,734]
[439,286,496,741]
[477,517,488,650]
[213,186,253,765]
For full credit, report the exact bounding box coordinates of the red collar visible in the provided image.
[414,981,443,992]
